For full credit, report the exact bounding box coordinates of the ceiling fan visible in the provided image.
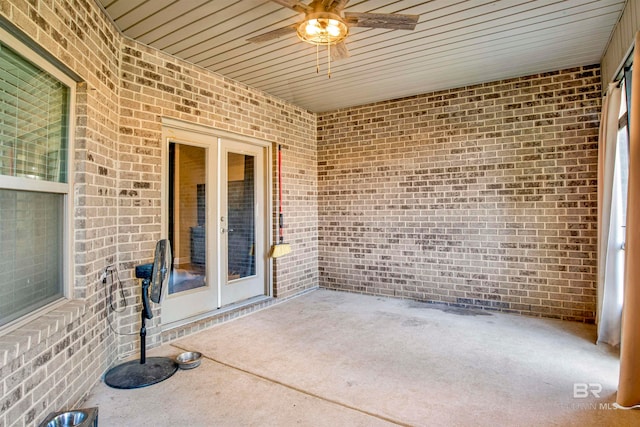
[247,0,419,75]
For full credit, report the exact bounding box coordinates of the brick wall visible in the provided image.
[317,66,600,322]
[115,38,318,352]
[0,0,121,425]
[0,0,318,426]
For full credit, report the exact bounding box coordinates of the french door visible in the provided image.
[161,122,270,326]
[219,140,267,306]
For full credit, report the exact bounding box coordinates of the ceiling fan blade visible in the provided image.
[343,12,419,30]
[247,24,298,43]
[331,41,350,61]
[270,0,310,14]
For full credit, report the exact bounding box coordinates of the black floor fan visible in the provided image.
[104,239,178,389]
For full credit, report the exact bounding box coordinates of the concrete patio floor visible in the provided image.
[85,289,639,426]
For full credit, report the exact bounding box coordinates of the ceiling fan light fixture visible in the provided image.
[327,20,342,37]
[297,12,348,45]
[305,19,320,36]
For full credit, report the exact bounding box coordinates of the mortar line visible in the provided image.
[171,343,411,427]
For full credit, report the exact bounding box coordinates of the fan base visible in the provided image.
[104,357,178,389]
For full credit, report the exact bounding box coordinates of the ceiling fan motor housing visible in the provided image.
[297,11,349,45]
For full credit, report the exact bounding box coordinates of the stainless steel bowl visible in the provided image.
[176,351,202,369]
[45,411,87,427]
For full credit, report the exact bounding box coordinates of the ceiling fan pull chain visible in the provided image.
[328,40,331,78]
[316,43,319,74]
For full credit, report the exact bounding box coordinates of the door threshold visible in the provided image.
[161,295,273,340]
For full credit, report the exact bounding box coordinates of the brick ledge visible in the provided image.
[0,299,87,369]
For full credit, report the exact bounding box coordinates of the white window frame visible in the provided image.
[0,26,75,331]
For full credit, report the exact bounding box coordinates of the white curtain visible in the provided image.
[597,83,623,346]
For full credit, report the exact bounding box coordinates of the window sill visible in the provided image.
[0,299,87,369]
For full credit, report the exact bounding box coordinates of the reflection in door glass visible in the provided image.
[227,152,256,281]
[168,143,207,294]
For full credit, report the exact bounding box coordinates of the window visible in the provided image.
[614,78,630,308]
[0,29,74,328]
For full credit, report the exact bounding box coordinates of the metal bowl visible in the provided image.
[45,411,87,427]
[176,351,202,369]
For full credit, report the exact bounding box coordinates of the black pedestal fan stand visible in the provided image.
[104,240,178,389]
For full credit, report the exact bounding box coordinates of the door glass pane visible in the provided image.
[168,142,206,294]
[227,152,255,281]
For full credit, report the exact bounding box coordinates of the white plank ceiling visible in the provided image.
[98,0,626,112]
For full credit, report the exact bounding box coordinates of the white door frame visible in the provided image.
[160,118,273,328]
